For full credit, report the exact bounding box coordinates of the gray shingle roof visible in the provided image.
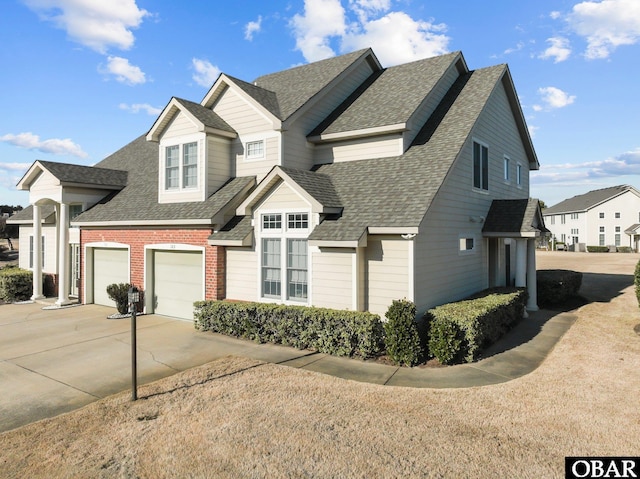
[7,204,56,223]
[483,199,549,235]
[38,160,128,188]
[543,185,638,215]
[277,166,342,209]
[253,49,373,120]
[174,97,236,133]
[74,135,254,224]
[305,64,507,242]
[225,75,282,120]
[209,215,253,242]
[310,52,460,136]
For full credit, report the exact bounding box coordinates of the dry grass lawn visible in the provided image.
[1,252,639,478]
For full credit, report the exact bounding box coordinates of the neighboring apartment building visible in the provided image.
[11,48,546,319]
[542,184,640,251]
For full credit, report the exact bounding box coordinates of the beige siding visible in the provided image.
[207,136,232,195]
[255,182,308,212]
[235,135,281,182]
[162,112,198,139]
[365,236,409,317]
[312,248,353,310]
[213,87,272,135]
[282,125,314,171]
[226,247,258,301]
[314,134,403,164]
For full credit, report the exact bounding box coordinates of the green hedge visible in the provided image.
[618,246,632,253]
[194,301,384,359]
[425,288,527,364]
[586,246,609,253]
[383,299,423,366]
[536,269,583,308]
[0,267,33,302]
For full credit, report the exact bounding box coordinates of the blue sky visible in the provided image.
[1,0,639,208]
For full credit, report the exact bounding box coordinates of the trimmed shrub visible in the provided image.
[617,246,632,253]
[106,283,132,314]
[194,301,384,359]
[383,299,423,366]
[586,246,608,253]
[537,269,582,308]
[635,259,640,308]
[0,267,32,302]
[425,288,527,364]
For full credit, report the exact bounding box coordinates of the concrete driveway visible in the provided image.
[0,302,309,433]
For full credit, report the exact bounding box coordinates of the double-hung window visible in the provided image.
[503,156,510,182]
[260,212,309,302]
[182,142,198,188]
[473,140,489,191]
[165,142,198,190]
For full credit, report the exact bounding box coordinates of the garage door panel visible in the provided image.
[153,250,203,320]
[93,248,128,307]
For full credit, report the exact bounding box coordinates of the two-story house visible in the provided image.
[12,48,546,319]
[543,184,640,251]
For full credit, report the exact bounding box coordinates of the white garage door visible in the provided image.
[153,250,203,320]
[93,248,129,307]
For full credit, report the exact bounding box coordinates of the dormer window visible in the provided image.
[246,140,264,160]
[165,142,198,190]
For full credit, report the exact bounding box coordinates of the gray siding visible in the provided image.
[413,79,530,316]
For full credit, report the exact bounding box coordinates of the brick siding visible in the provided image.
[80,228,225,304]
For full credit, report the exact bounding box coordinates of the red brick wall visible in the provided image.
[80,228,225,304]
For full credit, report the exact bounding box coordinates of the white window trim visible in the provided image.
[245,139,265,161]
[159,133,204,197]
[458,233,477,256]
[28,235,45,270]
[258,209,311,304]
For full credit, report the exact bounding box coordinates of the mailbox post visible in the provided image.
[128,286,139,401]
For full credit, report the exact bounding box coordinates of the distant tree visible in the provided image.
[0,217,18,240]
[538,199,547,209]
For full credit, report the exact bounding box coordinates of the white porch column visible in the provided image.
[56,203,72,306]
[526,239,539,311]
[31,204,44,300]
[515,238,527,288]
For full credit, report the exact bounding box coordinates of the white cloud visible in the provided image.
[119,103,162,115]
[550,11,562,20]
[566,0,640,59]
[23,0,149,54]
[0,132,88,158]
[539,36,572,62]
[101,56,146,85]
[532,86,576,111]
[343,12,449,66]
[528,125,539,138]
[504,42,525,55]
[191,58,221,88]
[532,147,640,184]
[349,0,392,22]
[290,0,348,61]
[245,16,262,41]
[290,0,450,65]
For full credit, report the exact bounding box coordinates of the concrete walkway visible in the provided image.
[0,298,575,433]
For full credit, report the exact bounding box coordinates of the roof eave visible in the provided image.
[308,123,407,143]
